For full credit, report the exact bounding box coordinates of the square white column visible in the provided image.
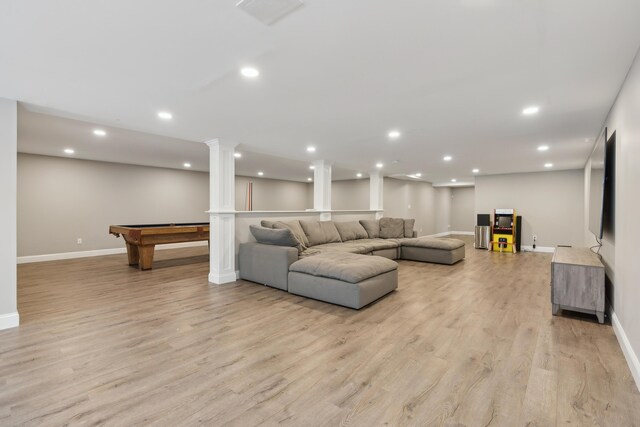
[313,160,332,221]
[0,98,18,330]
[205,139,238,284]
[369,170,384,219]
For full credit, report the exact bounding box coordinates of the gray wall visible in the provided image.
[475,170,584,248]
[0,98,18,327]
[332,179,370,210]
[585,46,640,386]
[235,175,311,211]
[450,187,475,232]
[17,153,210,256]
[383,178,450,236]
[329,177,453,236]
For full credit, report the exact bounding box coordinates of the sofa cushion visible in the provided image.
[272,220,310,248]
[356,238,400,252]
[250,225,301,252]
[402,237,465,250]
[404,219,416,238]
[312,241,370,255]
[359,219,380,239]
[380,217,405,239]
[334,221,368,242]
[260,220,277,228]
[299,220,342,246]
[289,252,397,284]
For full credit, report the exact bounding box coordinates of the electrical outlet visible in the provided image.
[77,238,83,245]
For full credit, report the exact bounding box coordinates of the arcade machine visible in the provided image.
[491,208,517,253]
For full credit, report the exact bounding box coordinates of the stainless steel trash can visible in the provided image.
[475,225,491,249]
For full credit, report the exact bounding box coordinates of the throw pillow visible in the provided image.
[299,220,342,246]
[249,225,301,252]
[404,219,416,238]
[359,219,380,238]
[379,217,405,239]
[273,220,310,249]
[334,221,368,241]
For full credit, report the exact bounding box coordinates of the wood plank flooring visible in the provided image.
[2,236,639,426]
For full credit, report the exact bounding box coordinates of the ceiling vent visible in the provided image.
[236,0,304,26]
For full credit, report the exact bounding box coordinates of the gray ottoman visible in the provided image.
[288,252,398,309]
[401,237,465,265]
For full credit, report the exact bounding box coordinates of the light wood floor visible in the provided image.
[2,236,639,426]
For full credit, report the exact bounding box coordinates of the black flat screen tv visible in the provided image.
[588,128,615,239]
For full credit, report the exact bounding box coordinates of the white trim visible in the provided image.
[0,312,19,330]
[520,245,555,253]
[17,241,208,264]
[208,271,238,285]
[611,311,640,392]
[450,231,474,235]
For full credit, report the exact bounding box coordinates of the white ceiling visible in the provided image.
[17,107,360,182]
[3,0,640,185]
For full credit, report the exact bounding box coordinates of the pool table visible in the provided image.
[109,223,209,270]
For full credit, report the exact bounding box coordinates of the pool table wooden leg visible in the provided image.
[126,243,139,266]
[138,245,155,270]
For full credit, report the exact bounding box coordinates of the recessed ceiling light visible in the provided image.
[376,162,384,168]
[443,155,452,161]
[415,173,422,177]
[538,145,549,151]
[472,168,480,173]
[157,111,173,120]
[93,129,106,137]
[451,179,457,183]
[183,163,191,168]
[309,165,315,170]
[356,173,363,178]
[522,106,540,115]
[306,146,316,153]
[240,67,260,78]
[234,152,242,158]
[307,177,312,181]
[64,148,75,154]
[257,171,264,176]
[544,163,553,168]
[388,130,401,139]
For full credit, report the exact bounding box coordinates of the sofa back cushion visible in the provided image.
[334,221,368,242]
[359,219,380,238]
[380,217,405,239]
[404,218,416,238]
[250,225,301,252]
[299,220,342,246]
[272,220,310,249]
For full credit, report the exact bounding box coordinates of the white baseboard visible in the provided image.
[17,241,209,264]
[208,271,238,284]
[611,311,640,392]
[0,312,19,330]
[450,231,474,236]
[520,245,555,253]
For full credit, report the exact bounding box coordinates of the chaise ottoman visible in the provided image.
[400,237,465,265]
[288,252,398,309]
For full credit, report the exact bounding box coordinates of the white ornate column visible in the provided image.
[313,160,332,221]
[369,170,384,219]
[205,138,238,284]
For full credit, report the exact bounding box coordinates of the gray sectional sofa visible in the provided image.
[238,218,465,309]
